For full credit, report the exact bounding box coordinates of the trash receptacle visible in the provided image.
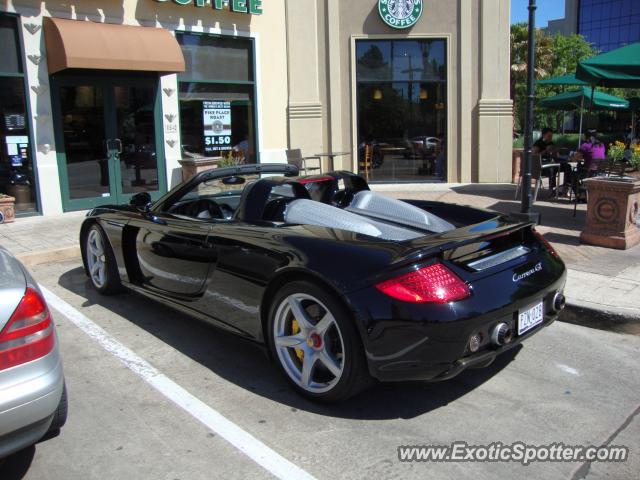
[580,177,640,249]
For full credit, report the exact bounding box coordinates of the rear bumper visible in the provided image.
[0,349,65,458]
[432,315,555,381]
[352,270,567,382]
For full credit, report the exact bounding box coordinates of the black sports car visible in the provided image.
[80,163,567,402]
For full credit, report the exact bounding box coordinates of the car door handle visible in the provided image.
[149,215,167,225]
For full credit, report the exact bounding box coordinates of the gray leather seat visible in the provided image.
[346,190,454,233]
[284,199,422,241]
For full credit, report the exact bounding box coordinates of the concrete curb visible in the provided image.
[560,302,640,335]
[16,246,81,267]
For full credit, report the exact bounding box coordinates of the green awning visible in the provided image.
[537,74,589,86]
[576,42,640,87]
[538,87,629,110]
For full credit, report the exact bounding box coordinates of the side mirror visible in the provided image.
[130,192,152,212]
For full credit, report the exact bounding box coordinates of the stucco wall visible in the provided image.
[4,0,289,214]
[287,0,511,183]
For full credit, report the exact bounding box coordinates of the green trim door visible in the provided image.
[51,73,167,211]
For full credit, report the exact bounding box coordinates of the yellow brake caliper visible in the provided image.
[292,319,304,362]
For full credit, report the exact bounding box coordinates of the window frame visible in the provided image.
[0,12,40,216]
[351,35,450,184]
[175,31,260,163]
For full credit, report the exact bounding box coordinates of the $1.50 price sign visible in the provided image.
[203,101,232,153]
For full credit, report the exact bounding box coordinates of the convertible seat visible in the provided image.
[346,191,455,233]
[284,199,422,241]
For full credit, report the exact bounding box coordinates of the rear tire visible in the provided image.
[267,280,372,402]
[84,224,121,295]
[41,383,68,441]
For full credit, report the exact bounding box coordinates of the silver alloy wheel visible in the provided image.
[86,228,107,289]
[273,293,345,394]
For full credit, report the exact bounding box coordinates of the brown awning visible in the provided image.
[43,17,185,75]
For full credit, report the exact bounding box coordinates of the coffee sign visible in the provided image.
[378,0,423,29]
[155,0,263,15]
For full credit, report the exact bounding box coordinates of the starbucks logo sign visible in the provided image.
[379,0,423,29]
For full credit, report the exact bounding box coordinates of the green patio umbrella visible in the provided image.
[537,74,589,86]
[538,87,629,110]
[539,87,628,148]
[576,42,640,88]
[537,74,590,135]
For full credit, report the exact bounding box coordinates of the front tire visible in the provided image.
[84,224,121,295]
[267,280,371,402]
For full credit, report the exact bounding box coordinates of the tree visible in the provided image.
[536,33,597,132]
[510,23,553,132]
[548,33,596,77]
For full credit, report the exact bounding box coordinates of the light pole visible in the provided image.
[513,0,541,224]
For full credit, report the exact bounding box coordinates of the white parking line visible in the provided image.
[40,286,317,480]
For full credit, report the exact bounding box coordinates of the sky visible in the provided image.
[511,0,565,28]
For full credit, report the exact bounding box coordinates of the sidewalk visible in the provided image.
[0,185,638,333]
[378,183,640,334]
[0,210,84,266]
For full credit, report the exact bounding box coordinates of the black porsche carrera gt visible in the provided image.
[80,163,566,402]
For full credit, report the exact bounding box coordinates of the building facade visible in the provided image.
[0,0,512,217]
[548,0,640,52]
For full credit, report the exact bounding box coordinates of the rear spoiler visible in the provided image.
[402,217,536,261]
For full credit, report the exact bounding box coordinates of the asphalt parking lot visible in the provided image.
[2,258,639,480]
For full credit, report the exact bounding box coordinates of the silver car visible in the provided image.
[0,246,66,458]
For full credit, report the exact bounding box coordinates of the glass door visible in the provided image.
[51,74,166,211]
[113,82,162,197]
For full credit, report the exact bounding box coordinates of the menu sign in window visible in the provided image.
[203,101,232,153]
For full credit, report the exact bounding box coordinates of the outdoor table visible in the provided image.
[314,151,350,171]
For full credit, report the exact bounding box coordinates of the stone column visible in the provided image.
[477,0,513,183]
[285,0,324,166]
[325,0,346,170]
[457,0,473,182]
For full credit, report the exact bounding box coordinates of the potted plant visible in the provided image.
[608,141,640,178]
[0,193,16,224]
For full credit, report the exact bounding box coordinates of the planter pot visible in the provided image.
[0,195,16,224]
[580,177,640,250]
[7,184,32,205]
[178,157,222,182]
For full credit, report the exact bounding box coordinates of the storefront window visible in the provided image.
[356,39,447,182]
[177,33,257,163]
[0,15,38,213]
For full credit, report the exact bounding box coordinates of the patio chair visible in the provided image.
[606,158,626,177]
[515,153,546,202]
[286,149,322,175]
[359,144,373,181]
[571,168,589,217]
[570,160,609,217]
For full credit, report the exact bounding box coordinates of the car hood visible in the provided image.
[0,247,27,331]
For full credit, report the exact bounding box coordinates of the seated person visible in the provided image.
[566,130,607,196]
[533,127,561,191]
[572,130,606,174]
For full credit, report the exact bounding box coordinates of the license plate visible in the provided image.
[518,302,544,335]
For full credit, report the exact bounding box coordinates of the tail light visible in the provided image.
[376,263,471,304]
[532,229,559,258]
[0,287,55,371]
